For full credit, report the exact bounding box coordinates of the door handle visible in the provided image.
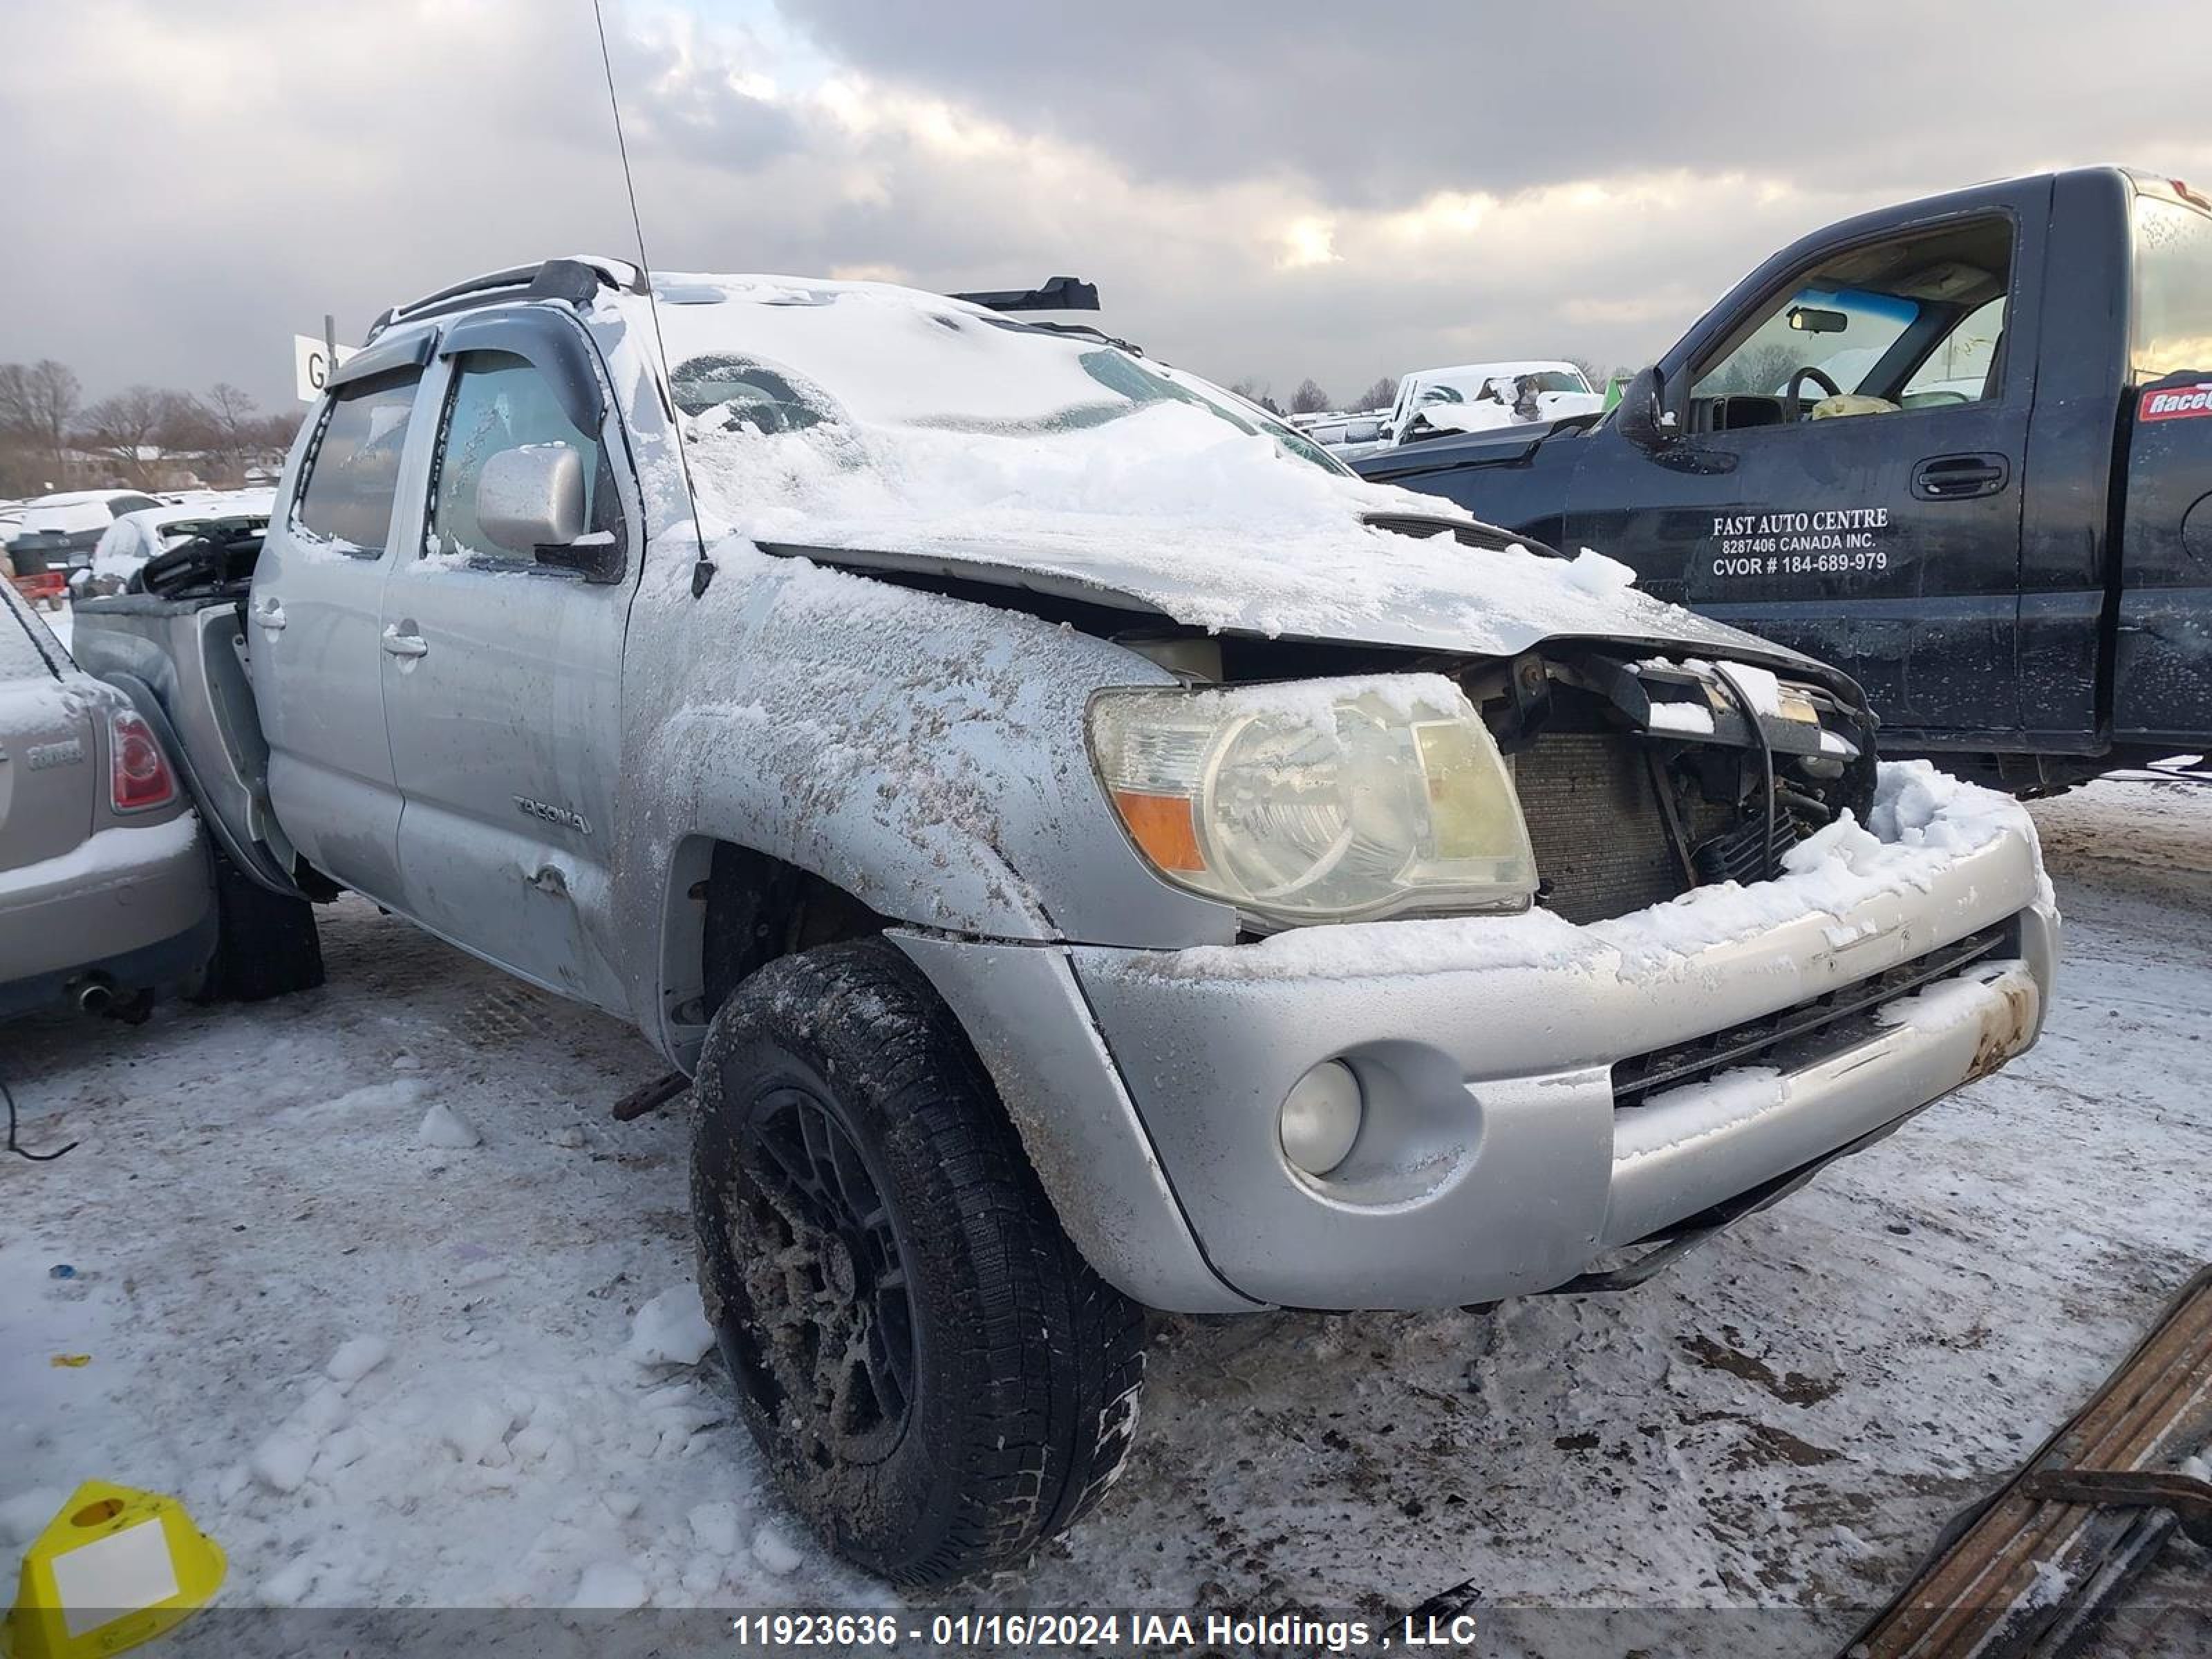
[380,625,429,659]
[252,598,287,631]
[1912,452,2010,500]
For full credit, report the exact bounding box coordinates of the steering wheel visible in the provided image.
[1783,366,1841,422]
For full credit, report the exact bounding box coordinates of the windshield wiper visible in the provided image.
[1362,512,1566,560]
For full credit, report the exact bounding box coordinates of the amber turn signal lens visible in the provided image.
[1110,789,1206,872]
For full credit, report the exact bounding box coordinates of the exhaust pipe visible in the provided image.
[71,977,115,1015]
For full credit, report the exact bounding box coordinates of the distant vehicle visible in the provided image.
[1380,359,1604,447]
[84,492,276,593]
[1355,167,2212,793]
[1288,408,1390,456]
[0,576,214,1020]
[76,255,2055,1584]
[4,489,166,608]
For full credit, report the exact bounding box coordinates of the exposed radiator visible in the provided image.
[1510,733,1689,925]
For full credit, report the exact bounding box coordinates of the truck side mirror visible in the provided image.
[474,445,622,581]
[1615,366,1678,452]
[478,445,584,552]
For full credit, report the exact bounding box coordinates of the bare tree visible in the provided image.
[1349,375,1397,412]
[196,382,260,474]
[1228,377,1284,416]
[78,385,189,485]
[0,359,82,485]
[1288,377,1332,415]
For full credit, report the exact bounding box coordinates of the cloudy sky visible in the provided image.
[7,0,2211,415]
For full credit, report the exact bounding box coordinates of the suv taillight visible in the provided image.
[109,710,177,812]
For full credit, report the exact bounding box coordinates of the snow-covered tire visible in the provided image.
[196,846,325,1003]
[691,938,1145,1586]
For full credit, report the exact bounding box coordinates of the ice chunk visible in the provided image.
[326,1335,389,1385]
[625,1283,715,1367]
[417,1101,481,1150]
[249,1427,319,1494]
[438,1398,518,1465]
[751,1523,803,1576]
[568,1560,648,1610]
[688,1500,743,1555]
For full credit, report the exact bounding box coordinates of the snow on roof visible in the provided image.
[637,275,1797,665]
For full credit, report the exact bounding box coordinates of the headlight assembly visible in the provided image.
[1088,675,1536,928]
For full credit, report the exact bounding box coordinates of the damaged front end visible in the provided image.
[1462,642,1879,927]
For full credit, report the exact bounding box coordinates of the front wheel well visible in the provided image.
[662,841,890,1050]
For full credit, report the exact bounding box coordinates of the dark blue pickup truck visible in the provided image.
[1357,166,2212,791]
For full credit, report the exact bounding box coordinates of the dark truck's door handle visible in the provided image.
[1912,452,2010,500]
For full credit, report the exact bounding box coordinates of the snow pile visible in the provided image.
[416,1099,482,1149]
[640,274,1798,662]
[625,1283,716,1369]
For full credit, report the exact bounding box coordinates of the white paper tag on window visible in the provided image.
[50,1519,181,1638]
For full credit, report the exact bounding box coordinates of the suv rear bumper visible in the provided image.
[899,781,2056,1314]
[0,814,215,1018]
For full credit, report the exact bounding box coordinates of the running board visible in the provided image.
[1842,1263,2212,1657]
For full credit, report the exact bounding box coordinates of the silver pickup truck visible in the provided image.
[73,257,2057,1586]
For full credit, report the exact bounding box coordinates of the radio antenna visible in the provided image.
[590,0,716,596]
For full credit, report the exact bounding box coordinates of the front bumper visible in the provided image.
[0,814,215,1018]
[898,776,2057,1313]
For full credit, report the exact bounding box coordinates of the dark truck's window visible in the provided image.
[1689,215,2012,428]
[2133,195,2212,380]
[1695,286,1920,401]
[295,371,421,552]
[426,350,606,563]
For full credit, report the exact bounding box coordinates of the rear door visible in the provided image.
[252,332,437,906]
[377,312,636,1009]
[2113,184,2212,745]
[1570,180,2049,744]
[0,588,97,879]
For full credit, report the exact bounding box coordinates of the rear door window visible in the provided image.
[2133,193,2212,380]
[294,371,422,553]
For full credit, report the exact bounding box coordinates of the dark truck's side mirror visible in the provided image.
[474,444,622,582]
[1615,366,1678,452]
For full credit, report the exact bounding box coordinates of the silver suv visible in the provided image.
[73,259,2057,1585]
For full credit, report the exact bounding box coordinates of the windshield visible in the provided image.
[657,279,1344,479]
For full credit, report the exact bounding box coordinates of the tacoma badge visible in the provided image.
[513,794,590,836]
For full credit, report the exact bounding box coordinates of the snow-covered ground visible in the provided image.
[3,779,2209,1651]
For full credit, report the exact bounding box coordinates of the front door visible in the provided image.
[379,333,636,1011]
[1571,193,2045,744]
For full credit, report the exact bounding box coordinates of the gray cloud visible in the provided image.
[3,0,2208,424]
[782,0,2212,206]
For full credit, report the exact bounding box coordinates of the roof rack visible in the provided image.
[948,276,1099,314]
[366,257,645,341]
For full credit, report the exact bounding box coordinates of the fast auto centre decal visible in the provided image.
[2140,382,2212,421]
[1710,507,1891,578]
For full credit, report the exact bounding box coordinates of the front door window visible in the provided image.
[1687,216,2013,432]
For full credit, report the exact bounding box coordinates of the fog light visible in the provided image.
[1280,1060,1363,1177]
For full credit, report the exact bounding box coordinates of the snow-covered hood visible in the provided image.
[762,514,1833,679]
[644,274,1838,684]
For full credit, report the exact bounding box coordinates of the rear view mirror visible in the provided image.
[1615,366,1676,451]
[1788,305,1848,335]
